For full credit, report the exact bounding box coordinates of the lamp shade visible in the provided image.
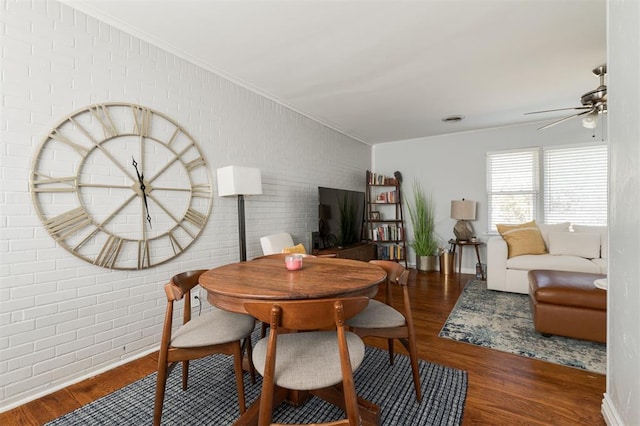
[450,200,476,220]
[216,166,262,196]
[582,111,599,129]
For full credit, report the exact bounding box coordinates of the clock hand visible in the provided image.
[132,156,152,228]
[131,156,144,183]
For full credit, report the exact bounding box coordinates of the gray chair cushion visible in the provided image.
[345,299,406,328]
[252,330,365,390]
[171,307,255,348]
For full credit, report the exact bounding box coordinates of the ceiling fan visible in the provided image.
[525,65,607,130]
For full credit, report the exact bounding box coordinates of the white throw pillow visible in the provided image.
[547,231,601,259]
[573,225,608,259]
[537,222,571,249]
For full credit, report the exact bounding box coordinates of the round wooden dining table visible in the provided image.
[199,254,387,426]
[199,254,387,314]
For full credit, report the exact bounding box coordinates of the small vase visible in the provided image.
[439,252,456,275]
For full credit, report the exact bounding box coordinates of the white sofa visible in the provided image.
[487,222,608,294]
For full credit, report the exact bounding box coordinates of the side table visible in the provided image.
[450,240,485,280]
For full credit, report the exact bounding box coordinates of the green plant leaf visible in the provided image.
[406,180,438,256]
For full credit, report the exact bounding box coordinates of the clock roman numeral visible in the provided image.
[95,235,123,268]
[32,173,76,192]
[191,183,212,198]
[168,231,184,255]
[89,105,119,138]
[43,207,92,240]
[131,105,152,137]
[186,156,206,171]
[183,208,207,228]
[138,240,150,269]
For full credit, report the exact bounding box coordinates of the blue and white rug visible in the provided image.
[47,344,467,425]
[439,281,606,374]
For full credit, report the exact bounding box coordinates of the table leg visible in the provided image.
[457,245,463,275]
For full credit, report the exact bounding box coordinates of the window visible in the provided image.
[487,148,539,230]
[543,144,608,225]
[487,143,607,231]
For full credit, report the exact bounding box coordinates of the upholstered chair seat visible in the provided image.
[171,307,256,348]
[346,299,406,329]
[252,330,365,390]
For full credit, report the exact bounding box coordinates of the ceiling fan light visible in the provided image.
[582,111,598,129]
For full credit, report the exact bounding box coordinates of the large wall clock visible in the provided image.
[30,102,213,270]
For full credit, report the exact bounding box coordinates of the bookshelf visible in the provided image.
[365,170,407,266]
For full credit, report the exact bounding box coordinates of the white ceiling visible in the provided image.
[62,0,607,145]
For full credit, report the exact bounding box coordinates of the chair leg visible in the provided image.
[244,337,256,384]
[387,338,395,365]
[233,342,247,414]
[181,360,189,390]
[399,337,422,401]
[153,361,169,426]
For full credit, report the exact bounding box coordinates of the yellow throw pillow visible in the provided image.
[281,243,306,254]
[496,221,547,258]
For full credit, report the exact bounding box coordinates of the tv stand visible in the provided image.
[315,242,375,262]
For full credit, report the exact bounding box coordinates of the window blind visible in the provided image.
[543,144,608,226]
[486,148,539,231]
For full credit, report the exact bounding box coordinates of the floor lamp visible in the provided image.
[217,166,262,261]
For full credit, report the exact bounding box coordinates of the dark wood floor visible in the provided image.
[1,271,606,425]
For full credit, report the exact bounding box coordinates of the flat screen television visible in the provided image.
[318,186,365,248]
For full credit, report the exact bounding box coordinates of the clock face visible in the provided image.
[30,102,213,270]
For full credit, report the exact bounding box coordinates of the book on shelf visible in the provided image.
[374,190,397,203]
[376,244,404,261]
[368,172,398,186]
[370,224,404,242]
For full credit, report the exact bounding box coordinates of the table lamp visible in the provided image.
[217,166,262,261]
[450,199,476,241]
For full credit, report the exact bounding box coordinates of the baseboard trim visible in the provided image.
[601,392,623,426]
[0,346,158,414]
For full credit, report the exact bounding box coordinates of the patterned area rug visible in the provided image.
[439,281,606,374]
[47,341,467,425]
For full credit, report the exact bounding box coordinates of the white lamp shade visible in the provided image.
[450,200,476,220]
[216,166,263,196]
[582,111,599,129]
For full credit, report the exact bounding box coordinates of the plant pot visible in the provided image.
[416,255,438,272]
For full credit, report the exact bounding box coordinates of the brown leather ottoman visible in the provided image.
[528,270,607,343]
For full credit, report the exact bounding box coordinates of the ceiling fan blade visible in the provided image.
[525,106,592,115]
[537,109,594,130]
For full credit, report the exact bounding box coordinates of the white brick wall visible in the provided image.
[0,0,370,410]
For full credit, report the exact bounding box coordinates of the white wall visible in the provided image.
[0,0,370,409]
[603,1,640,424]
[372,119,603,272]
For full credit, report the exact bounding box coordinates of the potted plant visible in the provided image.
[338,192,359,246]
[406,181,439,272]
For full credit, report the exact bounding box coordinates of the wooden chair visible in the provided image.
[154,270,256,425]
[245,297,370,426]
[346,260,422,401]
